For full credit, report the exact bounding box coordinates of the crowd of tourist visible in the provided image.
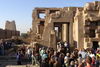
[0,39,14,55]
[16,41,100,67]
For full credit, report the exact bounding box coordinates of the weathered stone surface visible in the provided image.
[0,21,20,39]
[30,1,100,49]
[5,20,16,31]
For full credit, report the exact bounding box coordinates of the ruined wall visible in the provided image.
[0,21,20,39]
[5,20,16,31]
[31,1,100,49]
[73,8,84,49]
[31,7,78,49]
[73,1,100,49]
[0,29,5,39]
[0,29,20,39]
[83,1,100,49]
[42,7,77,48]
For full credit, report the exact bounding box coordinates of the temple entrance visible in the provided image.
[92,41,99,50]
[54,22,69,43]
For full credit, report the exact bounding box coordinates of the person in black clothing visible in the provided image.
[16,51,22,65]
[58,53,65,67]
[49,56,55,67]
[40,58,49,67]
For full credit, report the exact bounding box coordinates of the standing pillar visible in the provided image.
[62,24,68,42]
[37,24,39,34]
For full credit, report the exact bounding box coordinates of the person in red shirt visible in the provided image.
[91,56,96,67]
[85,56,92,67]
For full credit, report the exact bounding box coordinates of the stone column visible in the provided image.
[37,24,39,33]
[50,30,56,50]
[62,24,68,42]
[69,23,73,46]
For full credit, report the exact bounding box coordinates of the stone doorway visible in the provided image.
[54,22,69,43]
[92,41,99,50]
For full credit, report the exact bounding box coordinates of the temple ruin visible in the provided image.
[30,1,100,49]
[5,20,16,31]
[0,20,20,39]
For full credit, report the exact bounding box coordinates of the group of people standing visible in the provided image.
[0,39,14,56]
[0,41,4,55]
[16,41,100,67]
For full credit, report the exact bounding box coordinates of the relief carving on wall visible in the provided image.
[50,10,66,19]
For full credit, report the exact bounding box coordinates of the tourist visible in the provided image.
[0,42,4,55]
[78,49,88,59]
[85,56,92,67]
[16,50,22,65]
[40,58,49,67]
[96,48,100,67]
[78,60,85,67]
[58,53,65,67]
[49,56,55,67]
[64,56,69,67]
[69,61,75,67]
[54,57,61,67]
[41,50,48,61]
[26,47,32,60]
[15,41,100,67]
[77,54,83,64]
[75,60,78,67]
[69,53,75,64]
[91,56,96,67]
[88,51,95,58]
[57,41,61,52]
[21,45,26,55]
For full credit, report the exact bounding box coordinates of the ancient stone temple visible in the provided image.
[31,1,100,49]
[0,20,20,39]
[5,20,16,31]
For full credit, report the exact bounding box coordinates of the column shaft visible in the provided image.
[62,24,68,42]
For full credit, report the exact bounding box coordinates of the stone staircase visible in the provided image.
[6,65,27,67]
[6,64,39,67]
[0,56,40,67]
[0,56,17,67]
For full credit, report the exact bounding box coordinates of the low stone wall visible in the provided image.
[0,29,20,39]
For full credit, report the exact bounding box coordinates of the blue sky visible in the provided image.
[0,0,99,33]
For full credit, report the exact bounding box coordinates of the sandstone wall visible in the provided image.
[31,1,100,49]
[5,20,16,31]
[0,29,20,39]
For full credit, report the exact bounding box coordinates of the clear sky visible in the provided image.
[0,0,99,33]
